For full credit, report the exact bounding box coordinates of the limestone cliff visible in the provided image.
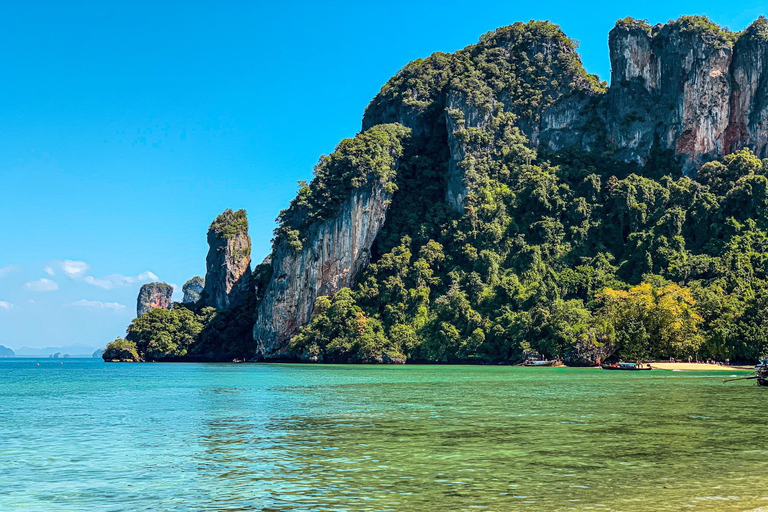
[366,16,768,180]
[136,282,173,317]
[543,17,768,171]
[596,17,734,170]
[182,276,205,303]
[363,21,603,212]
[727,18,768,156]
[203,209,252,310]
[253,124,410,359]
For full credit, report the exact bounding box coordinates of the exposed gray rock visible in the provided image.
[539,17,768,172]
[563,341,616,367]
[182,276,205,304]
[203,209,252,310]
[254,181,394,359]
[596,18,733,171]
[367,17,768,185]
[726,18,768,157]
[136,282,173,317]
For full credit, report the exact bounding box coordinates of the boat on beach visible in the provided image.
[600,362,653,371]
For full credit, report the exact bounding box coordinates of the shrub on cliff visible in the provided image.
[210,209,248,239]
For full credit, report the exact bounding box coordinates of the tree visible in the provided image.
[596,283,703,359]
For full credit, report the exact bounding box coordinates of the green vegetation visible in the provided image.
[284,19,768,365]
[275,123,411,246]
[210,209,249,239]
[293,142,768,364]
[125,306,205,360]
[614,17,653,36]
[670,15,738,49]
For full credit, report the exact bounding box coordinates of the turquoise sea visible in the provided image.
[1,359,767,511]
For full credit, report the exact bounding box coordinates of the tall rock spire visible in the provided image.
[203,209,252,309]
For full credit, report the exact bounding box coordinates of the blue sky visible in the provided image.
[0,0,765,351]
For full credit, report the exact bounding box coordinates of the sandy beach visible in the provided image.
[649,362,754,371]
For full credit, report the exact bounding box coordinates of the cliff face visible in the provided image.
[254,181,393,358]
[596,18,734,170]
[365,17,768,179]
[203,209,252,310]
[253,124,410,359]
[540,17,768,170]
[137,282,173,317]
[363,22,602,212]
[182,276,205,304]
[727,19,768,156]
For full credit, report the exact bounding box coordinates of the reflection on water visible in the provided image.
[0,359,766,511]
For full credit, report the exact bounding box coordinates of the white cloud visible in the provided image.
[24,278,59,292]
[0,265,22,278]
[44,266,55,276]
[84,271,159,290]
[0,301,13,310]
[71,299,126,311]
[61,260,90,279]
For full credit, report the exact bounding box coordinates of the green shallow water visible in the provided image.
[1,360,767,511]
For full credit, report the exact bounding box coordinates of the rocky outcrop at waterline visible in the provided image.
[136,282,173,317]
[203,209,252,310]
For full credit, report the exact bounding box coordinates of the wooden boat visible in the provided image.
[600,362,653,371]
[724,365,768,386]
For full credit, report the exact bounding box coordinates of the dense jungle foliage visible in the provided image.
[290,142,768,364]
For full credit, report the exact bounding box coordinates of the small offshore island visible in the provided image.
[106,16,768,367]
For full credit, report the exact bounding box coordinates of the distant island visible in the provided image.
[105,16,768,366]
[0,345,15,357]
[15,345,100,358]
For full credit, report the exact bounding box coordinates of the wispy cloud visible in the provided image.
[24,278,59,292]
[44,266,55,276]
[84,271,159,290]
[61,260,90,279]
[0,301,14,310]
[71,299,126,311]
[0,265,22,278]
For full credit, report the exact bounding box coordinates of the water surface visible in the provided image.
[1,359,766,511]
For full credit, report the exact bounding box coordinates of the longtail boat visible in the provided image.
[723,364,768,386]
[600,362,653,371]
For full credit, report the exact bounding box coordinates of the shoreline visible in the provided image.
[648,362,754,371]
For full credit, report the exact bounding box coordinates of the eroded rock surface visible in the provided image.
[182,276,205,304]
[136,282,173,317]
[254,181,394,359]
[203,209,252,310]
